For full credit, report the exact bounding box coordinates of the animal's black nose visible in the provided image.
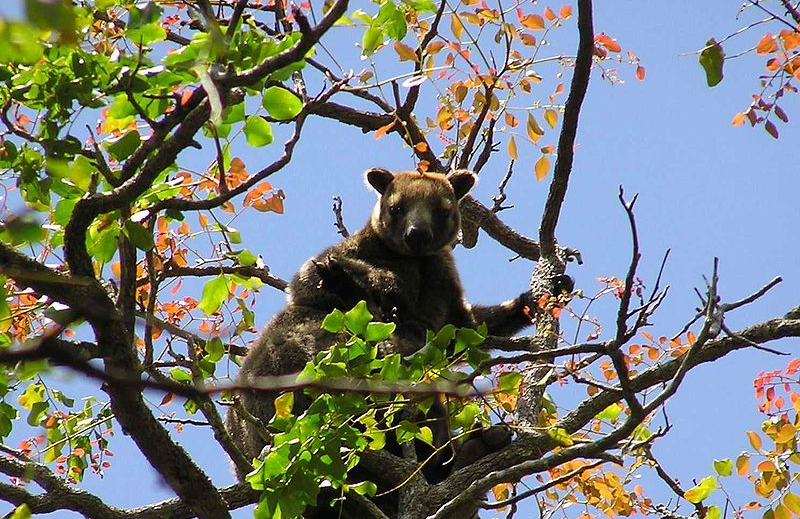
[404,226,433,253]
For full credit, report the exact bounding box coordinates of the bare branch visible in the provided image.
[332,195,350,238]
[538,0,594,256]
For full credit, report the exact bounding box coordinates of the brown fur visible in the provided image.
[225,168,567,517]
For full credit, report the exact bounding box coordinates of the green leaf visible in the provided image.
[706,505,721,519]
[0,22,44,64]
[170,368,193,382]
[401,0,437,12]
[364,322,396,342]
[699,38,724,87]
[346,481,377,496]
[497,372,522,393]
[344,301,372,335]
[376,0,407,40]
[25,0,76,40]
[205,337,225,362]
[106,130,142,161]
[596,403,622,422]
[0,214,46,245]
[361,26,383,56]
[9,504,31,519]
[124,221,155,251]
[244,115,274,147]
[684,475,717,503]
[235,249,258,267]
[713,458,733,477]
[428,325,455,350]
[198,275,230,315]
[416,426,434,446]
[262,87,303,121]
[547,427,573,446]
[322,309,345,333]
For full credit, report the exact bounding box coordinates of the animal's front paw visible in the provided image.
[313,256,356,293]
[451,424,513,472]
[552,274,574,295]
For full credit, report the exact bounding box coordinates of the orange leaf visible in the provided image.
[180,89,193,106]
[507,136,518,160]
[534,155,550,181]
[426,41,446,55]
[504,112,518,127]
[520,14,545,30]
[559,5,572,18]
[686,331,697,344]
[756,459,776,473]
[780,29,800,50]
[756,33,778,55]
[731,112,746,127]
[394,41,418,62]
[198,213,209,228]
[374,121,396,139]
[519,33,537,46]
[544,7,556,21]
[636,65,646,81]
[595,33,621,53]
[414,141,428,152]
[229,157,246,173]
[160,392,175,406]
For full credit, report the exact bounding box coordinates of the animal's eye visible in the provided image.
[436,207,451,219]
[388,205,402,216]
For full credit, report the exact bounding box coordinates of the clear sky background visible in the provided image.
[1,1,799,518]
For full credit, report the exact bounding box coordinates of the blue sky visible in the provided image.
[1,1,799,517]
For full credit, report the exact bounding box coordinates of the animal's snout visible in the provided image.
[404,225,433,253]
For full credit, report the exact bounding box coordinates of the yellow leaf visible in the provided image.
[732,112,746,127]
[736,452,750,476]
[544,108,558,129]
[508,136,518,160]
[747,430,763,451]
[274,392,294,419]
[527,113,544,142]
[776,423,796,444]
[776,504,792,519]
[451,13,464,40]
[198,213,209,229]
[492,482,511,503]
[785,493,800,515]
[393,41,418,62]
[534,155,550,181]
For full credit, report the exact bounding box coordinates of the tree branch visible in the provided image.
[538,0,594,256]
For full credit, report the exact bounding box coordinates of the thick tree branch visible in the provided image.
[426,315,800,517]
[162,264,288,291]
[538,0,594,256]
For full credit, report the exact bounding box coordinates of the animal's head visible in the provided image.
[366,168,476,256]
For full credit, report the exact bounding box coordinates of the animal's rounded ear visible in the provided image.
[447,170,476,199]
[365,168,395,195]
